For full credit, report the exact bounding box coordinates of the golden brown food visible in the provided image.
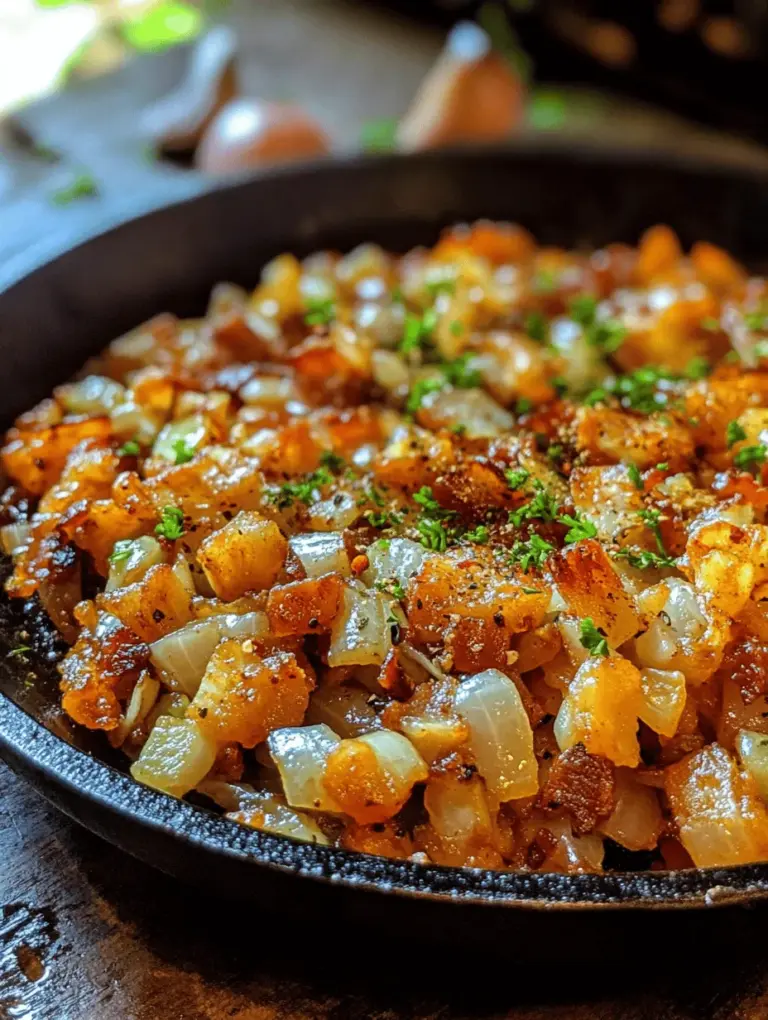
[5,220,768,874]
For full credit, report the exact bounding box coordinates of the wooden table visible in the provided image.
[3,2,768,1016]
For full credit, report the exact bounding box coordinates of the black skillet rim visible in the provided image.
[3,141,768,912]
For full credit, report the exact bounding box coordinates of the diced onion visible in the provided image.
[228,792,330,845]
[357,729,428,790]
[736,729,768,802]
[130,716,216,797]
[110,401,163,444]
[145,692,191,733]
[150,611,270,695]
[110,670,161,748]
[424,773,493,844]
[455,669,538,801]
[106,536,166,592]
[305,683,380,737]
[152,414,208,462]
[308,492,359,531]
[289,532,351,578]
[371,349,410,392]
[424,387,514,438]
[400,716,467,764]
[57,375,126,416]
[597,769,662,851]
[639,668,686,738]
[0,522,30,557]
[327,583,393,667]
[363,537,427,591]
[398,642,447,683]
[635,579,707,672]
[268,724,342,811]
[240,376,298,407]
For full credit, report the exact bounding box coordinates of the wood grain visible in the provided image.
[3,760,768,1020]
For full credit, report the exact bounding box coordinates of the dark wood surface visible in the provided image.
[4,3,768,1017]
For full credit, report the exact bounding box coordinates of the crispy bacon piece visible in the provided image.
[541,744,615,837]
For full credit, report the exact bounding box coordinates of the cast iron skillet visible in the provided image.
[3,144,768,957]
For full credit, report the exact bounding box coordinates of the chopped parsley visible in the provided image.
[304,296,335,327]
[585,365,676,415]
[509,482,559,527]
[8,645,32,658]
[270,467,334,508]
[365,510,402,529]
[450,320,464,336]
[425,277,456,298]
[533,268,558,294]
[505,467,530,490]
[118,438,141,457]
[615,548,676,570]
[155,506,185,541]
[524,311,548,343]
[172,438,195,465]
[463,524,490,544]
[656,462,669,471]
[734,443,767,474]
[405,377,443,415]
[638,507,670,558]
[442,353,482,389]
[726,420,747,449]
[375,578,406,600]
[358,484,387,508]
[579,618,609,657]
[685,356,711,380]
[569,293,626,354]
[558,512,597,544]
[320,450,345,473]
[569,294,598,327]
[515,397,533,415]
[700,317,720,332]
[400,308,437,354]
[509,534,554,573]
[450,423,467,436]
[627,462,643,490]
[414,486,457,551]
[547,443,564,464]
[109,539,135,565]
[417,517,450,552]
[745,305,768,332]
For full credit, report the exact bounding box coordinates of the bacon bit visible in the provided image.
[212,742,245,782]
[541,743,615,836]
[714,637,768,705]
[377,647,413,701]
[350,554,369,576]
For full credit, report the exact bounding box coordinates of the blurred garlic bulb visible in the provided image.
[197,98,330,175]
[397,21,524,151]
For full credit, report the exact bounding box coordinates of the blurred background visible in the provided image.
[2,0,768,268]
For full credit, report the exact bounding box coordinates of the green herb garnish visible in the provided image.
[505,467,530,490]
[515,398,533,415]
[509,482,559,527]
[685,357,711,380]
[172,438,194,465]
[579,617,609,657]
[463,524,490,544]
[558,512,597,544]
[726,420,747,449]
[524,311,548,343]
[118,438,140,457]
[304,296,335,327]
[509,534,555,573]
[418,518,450,552]
[155,506,185,541]
[320,451,345,473]
[627,462,643,490]
[615,548,676,570]
[441,353,482,389]
[109,539,134,565]
[734,444,767,474]
[270,467,334,508]
[400,309,437,354]
[360,117,398,153]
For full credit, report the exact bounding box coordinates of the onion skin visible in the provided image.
[197,98,330,175]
